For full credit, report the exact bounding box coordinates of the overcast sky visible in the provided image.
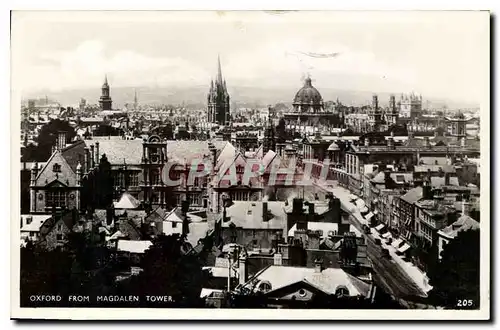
[12,11,488,104]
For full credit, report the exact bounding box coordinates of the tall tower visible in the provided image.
[207,55,230,125]
[368,94,382,132]
[385,94,399,126]
[263,107,276,154]
[133,89,138,111]
[99,75,113,111]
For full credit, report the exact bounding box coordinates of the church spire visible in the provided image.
[216,54,223,85]
[103,74,109,87]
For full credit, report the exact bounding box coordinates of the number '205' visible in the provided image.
[457,299,474,307]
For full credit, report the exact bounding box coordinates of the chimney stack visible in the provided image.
[308,202,315,217]
[292,198,303,214]
[262,201,269,222]
[90,145,95,168]
[425,137,431,149]
[387,137,394,149]
[314,258,323,273]
[445,172,451,186]
[239,250,248,285]
[84,147,90,173]
[273,252,283,266]
[461,200,471,216]
[95,141,100,164]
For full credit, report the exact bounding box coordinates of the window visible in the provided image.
[46,190,66,208]
[129,172,139,187]
[151,170,160,185]
[57,224,62,231]
[52,163,61,173]
[29,232,34,237]
[172,222,177,228]
[56,234,63,241]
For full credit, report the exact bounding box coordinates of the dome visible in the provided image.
[293,77,323,106]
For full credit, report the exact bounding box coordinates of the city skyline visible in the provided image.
[12,11,488,105]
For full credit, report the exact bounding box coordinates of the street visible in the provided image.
[311,181,428,300]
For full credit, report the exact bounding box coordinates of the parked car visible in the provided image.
[382,248,390,258]
[374,238,382,245]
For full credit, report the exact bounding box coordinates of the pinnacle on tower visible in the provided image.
[216,54,223,85]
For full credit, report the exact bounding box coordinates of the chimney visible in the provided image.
[273,252,283,266]
[308,202,315,217]
[30,161,39,186]
[445,172,451,186]
[387,137,394,149]
[292,198,303,214]
[461,200,471,216]
[262,201,269,222]
[238,250,248,285]
[314,258,323,273]
[425,137,431,148]
[95,141,100,164]
[84,147,90,173]
[90,145,95,168]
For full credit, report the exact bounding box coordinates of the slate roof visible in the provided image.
[400,186,423,204]
[84,139,143,165]
[430,176,460,188]
[223,201,287,230]
[438,215,479,239]
[114,192,141,209]
[414,165,455,173]
[247,265,371,297]
[117,240,152,254]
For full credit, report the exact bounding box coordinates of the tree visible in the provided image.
[118,234,210,307]
[427,229,480,309]
[22,119,77,162]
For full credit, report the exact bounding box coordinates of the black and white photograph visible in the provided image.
[10,10,490,320]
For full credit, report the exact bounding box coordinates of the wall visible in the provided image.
[31,189,79,213]
[221,227,283,250]
[43,219,72,250]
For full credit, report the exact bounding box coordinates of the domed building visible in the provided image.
[293,77,324,112]
[283,77,342,135]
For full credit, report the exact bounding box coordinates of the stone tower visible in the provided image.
[207,55,230,125]
[99,75,113,111]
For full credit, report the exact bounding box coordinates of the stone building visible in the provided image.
[207,56,230,125]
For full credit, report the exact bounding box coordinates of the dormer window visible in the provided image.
[52,163,61,173]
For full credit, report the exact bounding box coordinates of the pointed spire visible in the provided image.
[216,54,223,85]
[103,74,109,87]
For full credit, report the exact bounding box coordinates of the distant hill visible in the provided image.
[22,85,479,110]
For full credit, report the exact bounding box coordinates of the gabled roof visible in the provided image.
[438,214,479,239]
[223,201,286,230]
[246,265,370,297]
[114,192,141,209]
[34,149,78,187]
[400,186,423,204]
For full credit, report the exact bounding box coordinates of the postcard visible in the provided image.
[10,10,490,320]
